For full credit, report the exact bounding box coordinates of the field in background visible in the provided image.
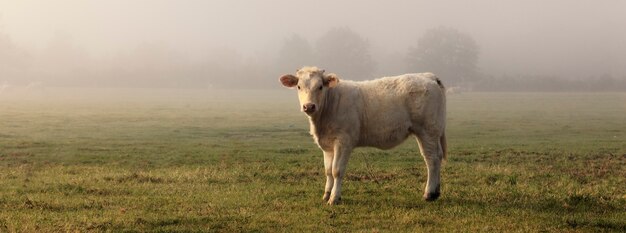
[1,89,625,232]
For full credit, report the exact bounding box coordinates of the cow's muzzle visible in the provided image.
[302,103,316,114]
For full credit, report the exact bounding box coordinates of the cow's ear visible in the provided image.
[323,73,339,88]
[279,74,298,88]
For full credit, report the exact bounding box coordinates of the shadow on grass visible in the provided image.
[436,193,626,231]
[338,183,625,231]
[114,215,265,232]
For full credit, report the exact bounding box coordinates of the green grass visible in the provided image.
[1,89,625,232]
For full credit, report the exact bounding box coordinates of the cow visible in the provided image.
[279,66,447,205]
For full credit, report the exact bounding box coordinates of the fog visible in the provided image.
[1,0,626,91]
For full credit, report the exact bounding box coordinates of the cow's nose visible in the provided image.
[303,103,316,113]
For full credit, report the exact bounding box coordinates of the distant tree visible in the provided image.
[407,27,479,85]
[0,31,15,72]
[0,30,29,84]
[101,43,203,88]
[38,31,92,85]
[315,27,375,80]
[203,47,245,88]
[275,34,315,73]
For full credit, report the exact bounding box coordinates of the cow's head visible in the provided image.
[279,66,339,116]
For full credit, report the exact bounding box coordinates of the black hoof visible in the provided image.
[424,192,440,201]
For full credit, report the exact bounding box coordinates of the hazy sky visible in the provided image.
[1,0,625,78]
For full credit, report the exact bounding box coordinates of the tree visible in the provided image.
[0,30,29,84]
[315,27,375,80]
[275,34,315,73]
[407,27,479,85]
[203,47,245,88]
[37,31,93,86]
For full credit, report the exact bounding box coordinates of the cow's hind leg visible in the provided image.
[322,150,334,202]
[415,132,443,201]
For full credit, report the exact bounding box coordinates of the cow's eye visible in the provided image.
[297,86,301,90]
[318,85,323,90]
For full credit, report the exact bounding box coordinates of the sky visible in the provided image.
[1,0,625,79]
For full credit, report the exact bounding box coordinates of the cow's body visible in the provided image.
[280,67,446,205]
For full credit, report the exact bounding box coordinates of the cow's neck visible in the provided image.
[308,88,336,140]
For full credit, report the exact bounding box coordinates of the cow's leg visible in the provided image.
[415,133,443,201]
[322,150,334,202]
[328,144,352,205]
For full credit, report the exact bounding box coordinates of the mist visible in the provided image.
[1,0,626,91]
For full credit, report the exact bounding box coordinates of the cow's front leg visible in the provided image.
[322,150,334,202]
[328,143,352,205]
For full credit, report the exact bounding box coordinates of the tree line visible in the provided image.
[1,27,625,91]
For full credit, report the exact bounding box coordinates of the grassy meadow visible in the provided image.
[0,89,625,232]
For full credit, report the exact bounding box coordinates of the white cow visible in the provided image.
[279,66,447,205]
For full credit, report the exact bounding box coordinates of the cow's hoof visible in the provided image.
[423,192,440,201]
[327,196,341,205]
[322,192,331,202]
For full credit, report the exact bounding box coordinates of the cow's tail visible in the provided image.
[435,77,444,89]
[435,76,447,161]
[440,131,447,161]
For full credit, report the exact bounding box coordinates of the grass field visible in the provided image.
[1,89,625,232]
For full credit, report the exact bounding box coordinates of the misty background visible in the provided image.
[1,0,626,91]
